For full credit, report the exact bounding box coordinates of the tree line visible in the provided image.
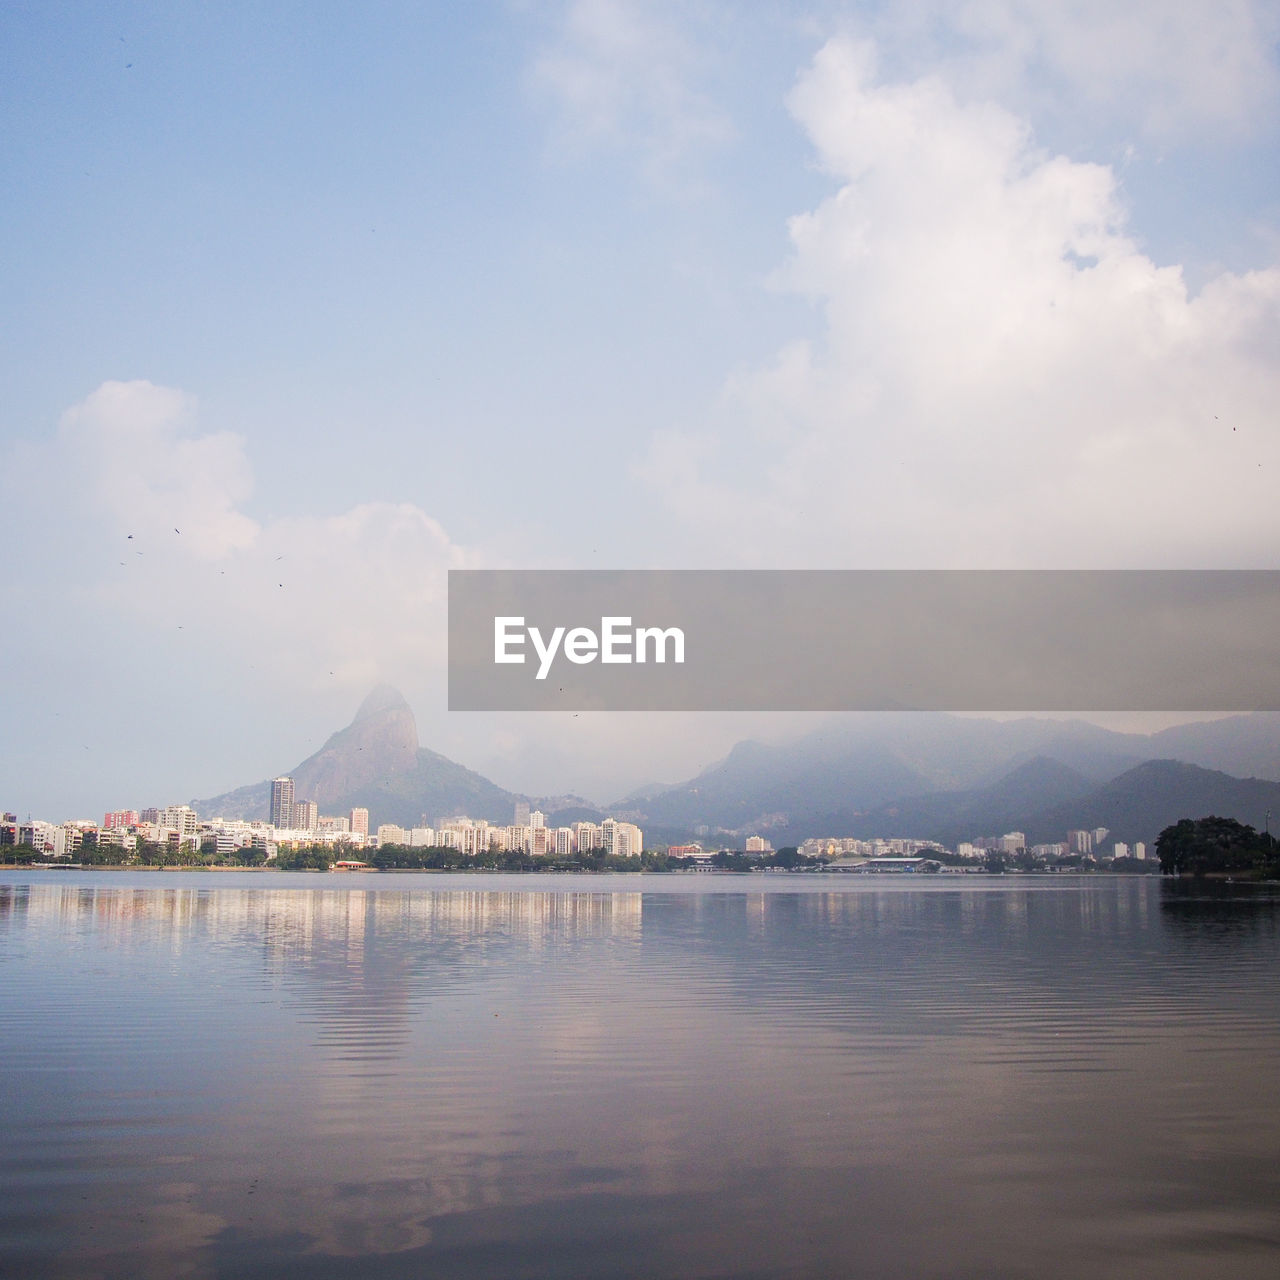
[1,841,823,873]
[1155,816,1279,878]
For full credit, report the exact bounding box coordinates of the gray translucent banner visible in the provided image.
[448,570,1280,711]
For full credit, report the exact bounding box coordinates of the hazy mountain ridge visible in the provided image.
[614,712,1280,845]
[196,686,521,827]
[795,757,1280,851]
[195,688,603,829]
[194,693,1280,846]
[1024,759,1280,849]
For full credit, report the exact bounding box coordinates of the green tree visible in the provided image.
[275,845,336,871]
[765,847,811,869]
[1155,816,1274,877]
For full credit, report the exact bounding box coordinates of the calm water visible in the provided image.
[1,872,1278,1279]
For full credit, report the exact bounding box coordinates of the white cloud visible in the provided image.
[868,0,1280,140]
[530,0,732,181]
[53,380,479,693]
[60,380,259,560]
[643,36,1280,568]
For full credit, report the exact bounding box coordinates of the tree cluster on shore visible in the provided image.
[1155,817,1279,878]
[16,825,1270,876]
[352,843,824,874]
[0,841,824,873]
[1,840,270,868]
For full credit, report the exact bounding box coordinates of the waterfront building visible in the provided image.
[270,778,295,830]
[292,800,318,833]
[162,805,198,838]
[602,818,643,857]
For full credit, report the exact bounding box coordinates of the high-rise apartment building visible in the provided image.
[270,777,295,830]
[601,818,643,858]
[161,805,198,837]
[349,807,369,838]
[292,800,318,833]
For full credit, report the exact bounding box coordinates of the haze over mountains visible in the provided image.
[196,689,1280,850]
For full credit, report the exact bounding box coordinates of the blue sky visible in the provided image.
[3,1,1279,819]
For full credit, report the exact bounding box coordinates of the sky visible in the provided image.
[3,0,1279,820]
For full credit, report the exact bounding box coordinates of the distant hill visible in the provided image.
[193,695,1280,848]
[817,755,1096,848]
[1147,713,1280,784]
[796,756,1280,851]
[616,713,1148,839]
[196,686,523,829]
[617,712,1280,846]
[1024,759,1280,848]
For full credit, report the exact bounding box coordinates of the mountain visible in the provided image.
[617,712,1280,845]
[196,686,523,829]
[823,756,1096,848]
[616,713,1146,838]
[802,756,1280,851]
[619,731,934,835]
[1024,759,1280,848]
[1148,713,1280,784]
[194,695,1280,847]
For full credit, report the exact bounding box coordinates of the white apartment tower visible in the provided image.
[270,777,295,830]
[601,818,644,858]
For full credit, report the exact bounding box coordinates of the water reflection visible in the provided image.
[1,876,1278,1279]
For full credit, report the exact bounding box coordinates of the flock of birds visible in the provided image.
[113,527,346,680]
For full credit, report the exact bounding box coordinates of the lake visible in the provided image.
[1,871,1278,1278]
